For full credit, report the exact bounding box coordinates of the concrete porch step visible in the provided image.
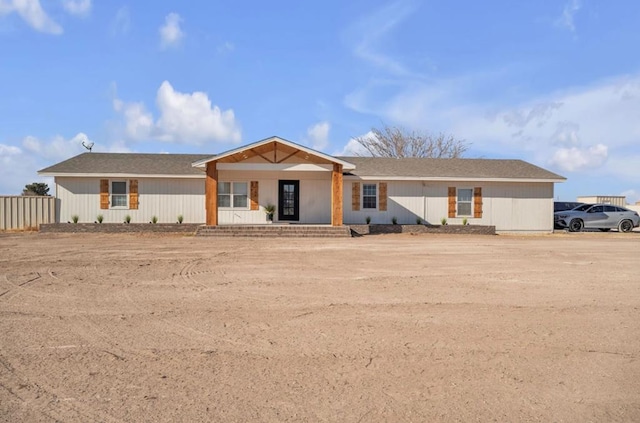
[196,225,352,238]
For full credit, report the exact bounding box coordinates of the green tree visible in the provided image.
[355,125,469,158]
[22,182,50,196]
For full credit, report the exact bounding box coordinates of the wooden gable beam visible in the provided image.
[249,148,275,163]
[276,150,299,163]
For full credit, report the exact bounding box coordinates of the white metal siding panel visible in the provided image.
[56,177,205,224]
[483,182,553,231]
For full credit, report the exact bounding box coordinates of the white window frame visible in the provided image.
[362,183,378,210]
[110,180,128,209]
[218,181,249,210]
[457,187,473,217]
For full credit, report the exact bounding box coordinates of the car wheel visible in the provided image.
[568,219,583,232]
[619,220,633,233]
[599,228,611,232]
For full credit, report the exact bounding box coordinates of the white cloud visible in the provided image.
[0,133,92,195]
[159,12,184,49]
[0,0,63,34]
[22,133,90,160]
[114,80,241,145]
[155,81,240,143]
[0,143,22,157]
[333,132,373,156]
[306,121,330,151]
[110,6,130,36]
[62,0,91,17]
[349,1,418,77]
[556,0,581,32]
[344,68,640,186]
[549,144,608,172]
[121,102,154,140]
[217,41,235,53]
[620,189,639,204]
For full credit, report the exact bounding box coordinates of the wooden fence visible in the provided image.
[0,196,56,230]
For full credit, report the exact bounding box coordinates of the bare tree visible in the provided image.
[355,125,469,158]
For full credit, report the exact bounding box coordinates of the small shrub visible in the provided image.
[462,217,468,225]
[124,215,131,224]
[391,216,398,225]
[440,217,447,226]
[365,216,371,224]
[71,215,79,224]
[264,204,276,221]
[416,217,422,225]
[96,214,103,224]
[177,214,183,224]
[151,215,158,224]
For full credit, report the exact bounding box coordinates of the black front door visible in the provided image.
[278,180,299,221]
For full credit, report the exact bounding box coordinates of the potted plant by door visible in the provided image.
[264,204,276,223]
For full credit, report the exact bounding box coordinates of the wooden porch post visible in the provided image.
[205,162,218,226]
[331,163,343,226]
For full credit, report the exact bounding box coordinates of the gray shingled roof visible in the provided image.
[39,153,213,176]
[336,156,565,180]
[39,152,564,181]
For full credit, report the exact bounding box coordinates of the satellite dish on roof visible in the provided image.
[82,140,94,152]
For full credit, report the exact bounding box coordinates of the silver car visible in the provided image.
[555,204,640,232]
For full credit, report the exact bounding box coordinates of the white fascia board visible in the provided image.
[217,163,334,171]
[343,175,565,183]
[191,136,356,170]
[37,172,205,179]
[191,157,216,168]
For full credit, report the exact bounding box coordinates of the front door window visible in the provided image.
[279,180,299,221]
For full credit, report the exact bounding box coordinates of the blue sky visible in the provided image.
[1,0,639,202]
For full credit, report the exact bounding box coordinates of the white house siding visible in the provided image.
[482,182,554,232]
[55,177,205,224]
[343,179,555,232]
[217,170,332,224]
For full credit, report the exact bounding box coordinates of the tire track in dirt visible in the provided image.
[118,255,276,355]
[0,352,124,423]
[0,271,132,423]
[119,287,275,356]
[0,272,44,302]
[0,271,87,302]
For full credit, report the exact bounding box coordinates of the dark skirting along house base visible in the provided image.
[39,223,495,237]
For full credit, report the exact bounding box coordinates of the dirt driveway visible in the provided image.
[1,232,638,422]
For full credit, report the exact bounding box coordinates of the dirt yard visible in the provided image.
[0,231,638,422]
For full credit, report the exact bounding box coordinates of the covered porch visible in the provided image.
[192,137,355,226]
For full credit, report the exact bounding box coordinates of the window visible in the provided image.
[363,183,377,209]
[457,188,473,216]
[111,181,127,208]
[218,182,248,209]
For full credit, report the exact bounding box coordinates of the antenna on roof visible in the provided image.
[81,139,94,152]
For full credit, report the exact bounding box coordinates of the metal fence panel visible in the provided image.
[0,196,56,230]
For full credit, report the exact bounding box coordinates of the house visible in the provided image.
[38,136,565,232]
